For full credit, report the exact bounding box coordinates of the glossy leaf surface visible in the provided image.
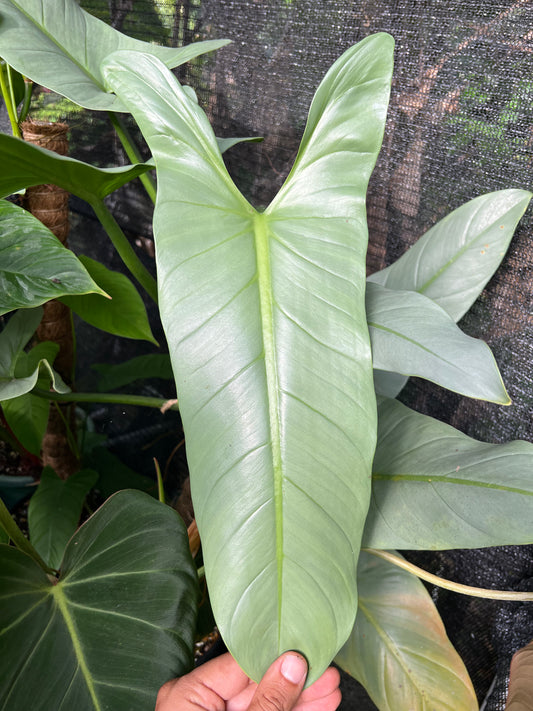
[28,467,98,569]
[367,282,509,403]
[0,0,228,111]
[368,189,532,321]
[0,133,153,202]
[0,490,199,710]
[103,33,394,683]
[61,256,157,344]
[363,398,533,549]
[336,551,477,711]
[0,201,106,315]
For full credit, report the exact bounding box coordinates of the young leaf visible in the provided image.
[0,133,153,203]
[368,189,532,321]
[28,467,98,569]
[363,398,533,550]
[0,313,70,401]
[103,33,394,684]
[1,341,56,454]
[336,551,478,711]
[0,200,107,315]
[0,0,229,111]
[60,255,158,344]
[367,282,510,404]
[92,353,173,392]
[0,490,199,709]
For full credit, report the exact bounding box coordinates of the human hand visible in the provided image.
[155,651,341,710]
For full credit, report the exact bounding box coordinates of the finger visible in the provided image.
[248,652,308,711]
[155,653,251,711]
[298,667,341,702]
[294,689,342,711]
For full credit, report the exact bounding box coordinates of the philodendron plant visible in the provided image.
[1,4,533,710]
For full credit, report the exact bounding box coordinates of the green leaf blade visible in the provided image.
[103,32,394,684]
[0,133,153,202]
[368,189,532,321]
[363,398,533,550]
[367,282,510,404]
[0,201,106,316]
[28,467,98,569]
[0,490,198,710]
[336,551,478,711]
[0,0,228,111]
[60,256,157,344]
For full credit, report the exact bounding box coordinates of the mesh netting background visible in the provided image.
[15,1,533,708]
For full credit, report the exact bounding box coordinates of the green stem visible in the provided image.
[90,198,158,304]
[18,77,33,123]
[153,458,165,504]
[32,387,179,412]
[0,61,21,138]
[364,549,533,601]
[108,111,157,204]
[0,496,56,575]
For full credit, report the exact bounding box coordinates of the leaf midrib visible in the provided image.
[52,583,102,711]
[253,212,283,649]
[372,473,533,495]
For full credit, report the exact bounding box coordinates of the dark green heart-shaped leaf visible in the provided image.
[28,467,98,569]
[0,489,199,710]
[0,0,228,111]
[61,255,157,344]
[363,398,533,550]
[367,282,510,404]
[0,201,106,316]
[336,551,477,711]
[0,132,153,202]
[103,33,394,684]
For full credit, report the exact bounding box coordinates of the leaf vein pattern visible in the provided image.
[274,302,356,362]
[175,276,257,348]
[163,225,251,270]
[62,600,164,630]
[0,593,50,637]
[190,354,263,422]
[1,605,58,711]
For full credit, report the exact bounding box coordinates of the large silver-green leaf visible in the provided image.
[0,0,228,111]
[102,32,394,684]
[336,551,478,711]
[368,189,532,321]
[367,282,510,404]
[0,200,106,316]
[363,398,533,550]
[0,132,153,202]
[369,189,531,398]
[0,489,199,711]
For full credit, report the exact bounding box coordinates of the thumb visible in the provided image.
[248,652,308,711]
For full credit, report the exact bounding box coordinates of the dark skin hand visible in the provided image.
[156,651,342,711]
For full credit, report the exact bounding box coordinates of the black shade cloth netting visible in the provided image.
[24,1,533,708]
